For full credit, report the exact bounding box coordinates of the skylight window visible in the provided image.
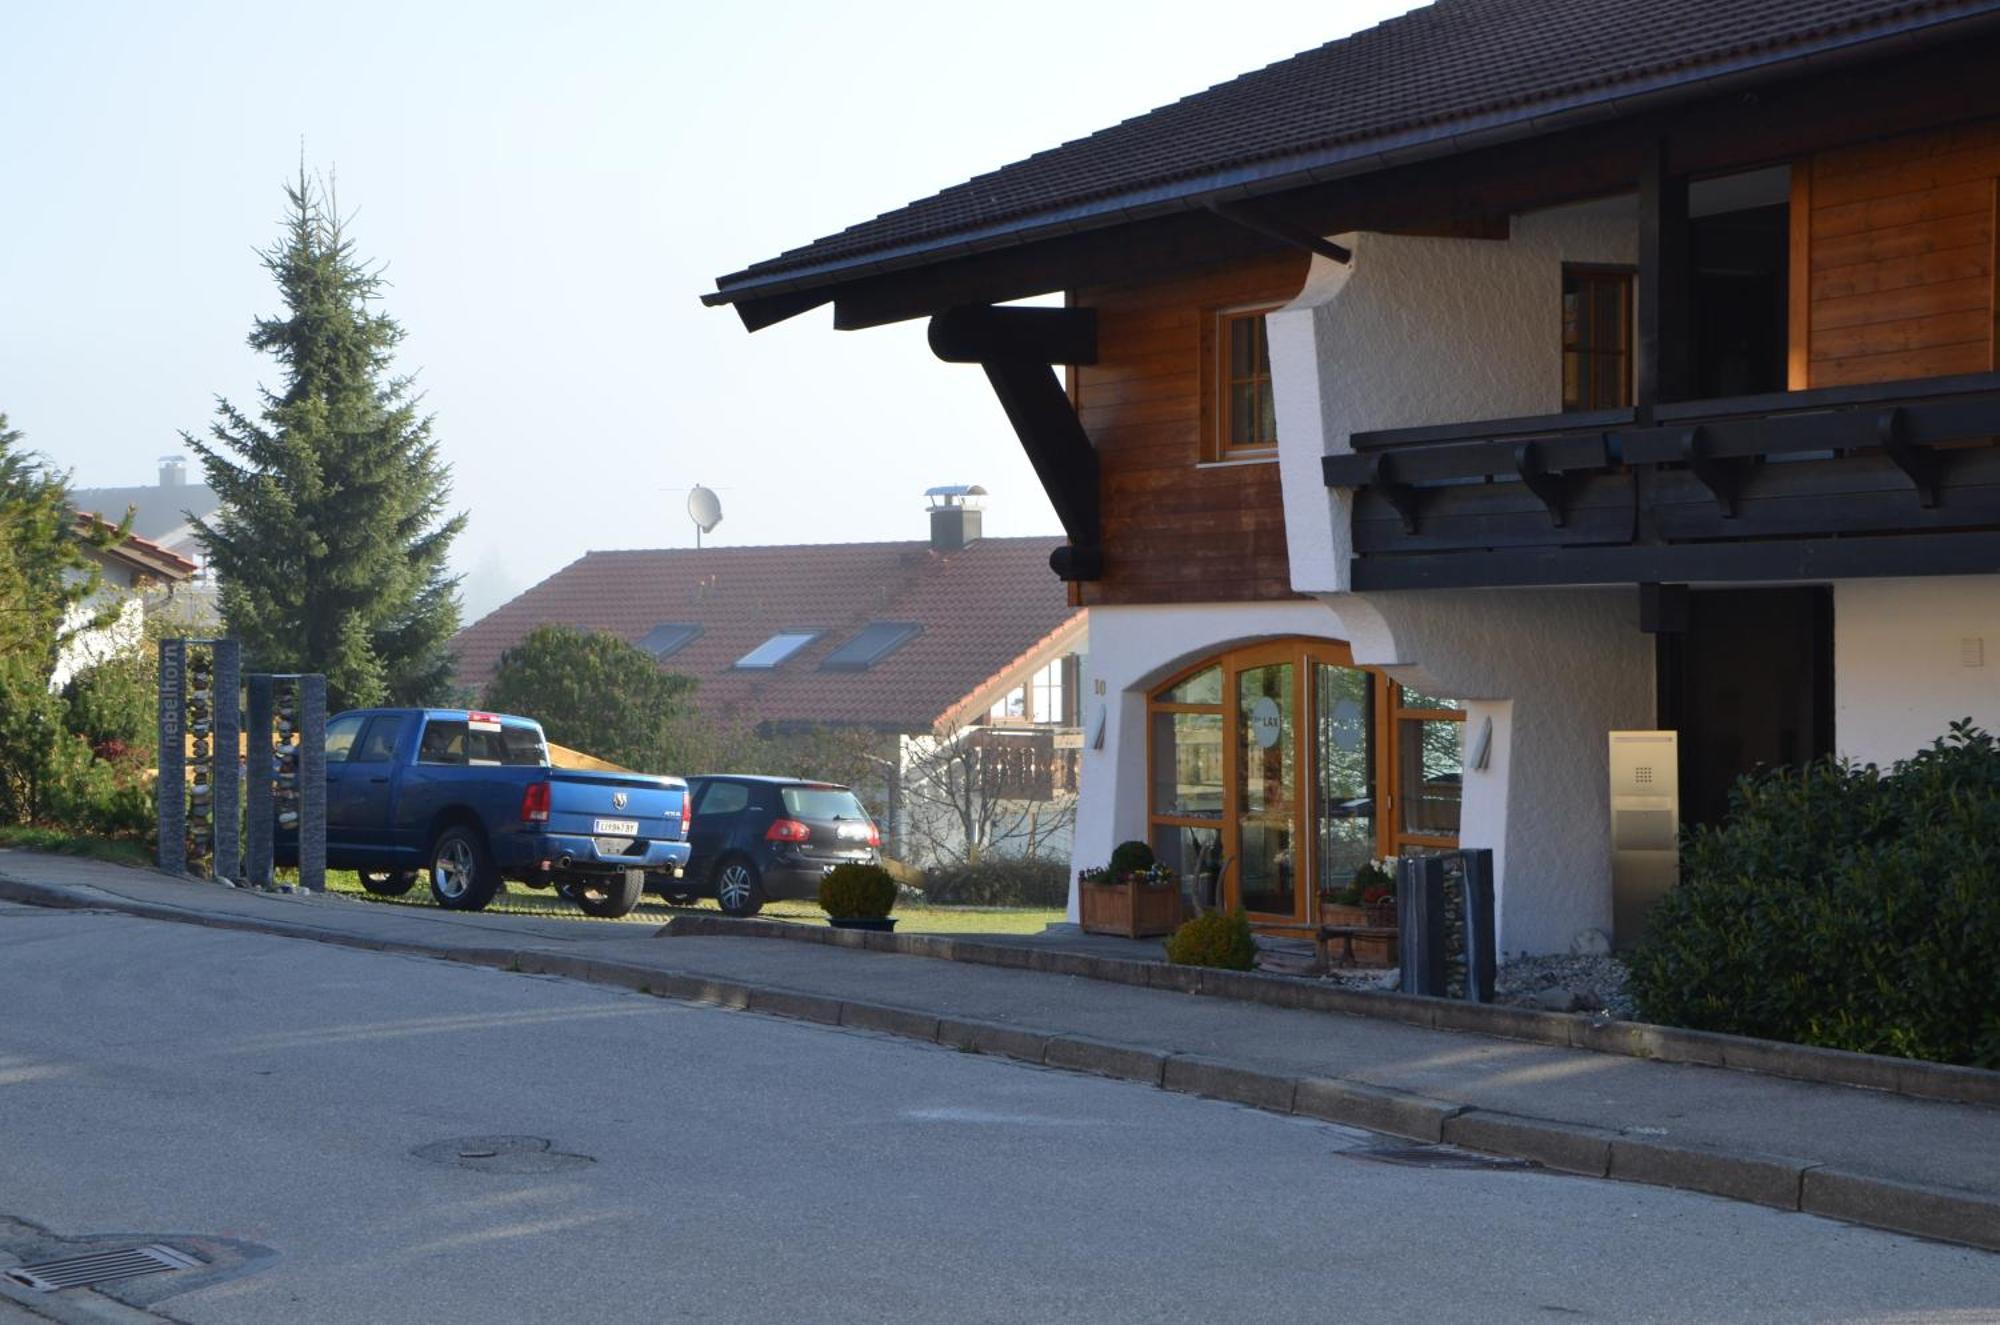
[820,622,921,671]
[733,631,820,669]
[638,623,702,659]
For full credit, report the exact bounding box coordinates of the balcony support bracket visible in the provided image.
[1680,426,1740,517]
[1513,441,1569,527]
[1878,406,1942,508]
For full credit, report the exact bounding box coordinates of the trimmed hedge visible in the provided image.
[920,858,1069,909]
[1165,909,1257,970]
[818,863,898,920]
[1108,839,1155,878]
[1626,721,2000,1068]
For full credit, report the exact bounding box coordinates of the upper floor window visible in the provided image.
[1562,267,1633,411]
[1030,657,1066,726]
[1217,307,1279,456]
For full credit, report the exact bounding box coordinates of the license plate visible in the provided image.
[593,818,639,836]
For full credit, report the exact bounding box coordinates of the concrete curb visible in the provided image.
[658,913,2000,1109]
[2,871,1997,1253]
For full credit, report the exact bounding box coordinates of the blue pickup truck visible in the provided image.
[283,708,691,919]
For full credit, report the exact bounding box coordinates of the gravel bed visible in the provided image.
[1316,953,1637,1019]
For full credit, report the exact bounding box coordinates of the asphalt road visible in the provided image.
[1,902,1995,1325]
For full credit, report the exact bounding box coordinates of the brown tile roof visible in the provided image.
[451,537,1081,732]
[708,0,2000,308]
[73,512,199,579]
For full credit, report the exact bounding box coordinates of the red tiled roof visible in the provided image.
[451,537,1080,732]
[72,512,199,579]
[709,0,2000,307]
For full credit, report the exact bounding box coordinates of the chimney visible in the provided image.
[159,455,187,488]
[926,484,986,552]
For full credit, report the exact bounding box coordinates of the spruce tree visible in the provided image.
[188,169,464,710]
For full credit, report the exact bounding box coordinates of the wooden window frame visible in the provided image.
[1144,639,1464,934]
[1203,303,1282,461]
[1562,264,1636,412]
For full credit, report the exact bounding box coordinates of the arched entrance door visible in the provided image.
[1146,638,1462,931]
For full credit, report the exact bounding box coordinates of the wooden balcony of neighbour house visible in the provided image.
[1321,371,2000,590]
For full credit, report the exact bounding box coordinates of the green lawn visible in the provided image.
[321,871,1062,935]
[0,826,152,868]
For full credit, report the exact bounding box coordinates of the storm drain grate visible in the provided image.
[4,1244,201,1292]
[1347,1143,1539,1171]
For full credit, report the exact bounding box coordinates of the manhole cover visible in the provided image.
[410,1135,594,1174]
[1345,1143,1539,1171]
[5,1243,202,1292]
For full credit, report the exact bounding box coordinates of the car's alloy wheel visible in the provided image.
[433,839,475,901]
[715,860,763,917]
[428,826,500,912]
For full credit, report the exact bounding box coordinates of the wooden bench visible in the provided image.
[1314,925,1398,972]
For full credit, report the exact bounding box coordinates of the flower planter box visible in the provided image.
[1079,878,1182,939]
[1318,899,1398,967]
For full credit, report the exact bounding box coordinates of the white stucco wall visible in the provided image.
[1835,576,2000,767]
[1268,202,1638,595]
[1333,588,1655,957]
[1257,202,1651,954]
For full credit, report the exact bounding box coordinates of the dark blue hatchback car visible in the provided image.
[656,775,881,917]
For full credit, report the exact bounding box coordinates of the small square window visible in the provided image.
[638,623,702,659]
[1217,308,1279,456]
[820,622,921,671]
[734,631,820,669]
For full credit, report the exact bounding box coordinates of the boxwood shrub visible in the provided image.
[1626,721,2000,1068]
[818,863,898,920]
[1165,909,1257,970]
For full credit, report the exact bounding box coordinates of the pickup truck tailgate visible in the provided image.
[544,771,685,843]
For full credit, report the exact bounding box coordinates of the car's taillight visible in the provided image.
[765,818,811,843]
[866,822,882,848]
[519,782,550,824]
[680,793,692,839]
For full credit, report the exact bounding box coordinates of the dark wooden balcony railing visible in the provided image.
[1321,371,2000,589]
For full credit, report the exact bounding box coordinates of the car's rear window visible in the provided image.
[780,786,868,821]
[418,719,548,767]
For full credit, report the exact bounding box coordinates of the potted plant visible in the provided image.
[1318,858,1399,965]
[818,862,899,932]
[1078,840,1183,939]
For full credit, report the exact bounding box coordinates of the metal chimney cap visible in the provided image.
[924,484,986,507]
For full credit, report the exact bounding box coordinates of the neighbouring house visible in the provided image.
[706,0,2000,952]
[451,488,1087,866]
[70,455,222,626]
[52,512,199,691]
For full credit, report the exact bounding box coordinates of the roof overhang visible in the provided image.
[705,5,2000,331]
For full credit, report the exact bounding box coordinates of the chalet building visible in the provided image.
[71,455,222,624]
[706,0,2000,953]
[451,489,1086,866]
[53,514,199,691]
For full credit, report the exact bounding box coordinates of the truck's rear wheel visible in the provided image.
[359,870,418,897]
[428,826,500,912]
[572,870,645,919]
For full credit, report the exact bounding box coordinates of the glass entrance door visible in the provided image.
[1234,660,1297,919]
[1312,662,1376,898]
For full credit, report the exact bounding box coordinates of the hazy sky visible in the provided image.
[2,1,1417,620]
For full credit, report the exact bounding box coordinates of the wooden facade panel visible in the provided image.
[1812,178,1993,240]
[1809,307,1989,361]
[1073,252,1309,607]
[1810,244,1990,301]
[1799,121,1999,388]
[1812,275,1990,331]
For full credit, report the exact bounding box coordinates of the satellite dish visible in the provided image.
[687,485,723,545]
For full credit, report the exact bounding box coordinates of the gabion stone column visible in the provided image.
[210,640,242,882]
[156,639,187,874]
[244,674,275,889]
[297,674,327,892]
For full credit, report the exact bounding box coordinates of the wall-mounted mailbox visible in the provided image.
[1609,730,1679,947]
